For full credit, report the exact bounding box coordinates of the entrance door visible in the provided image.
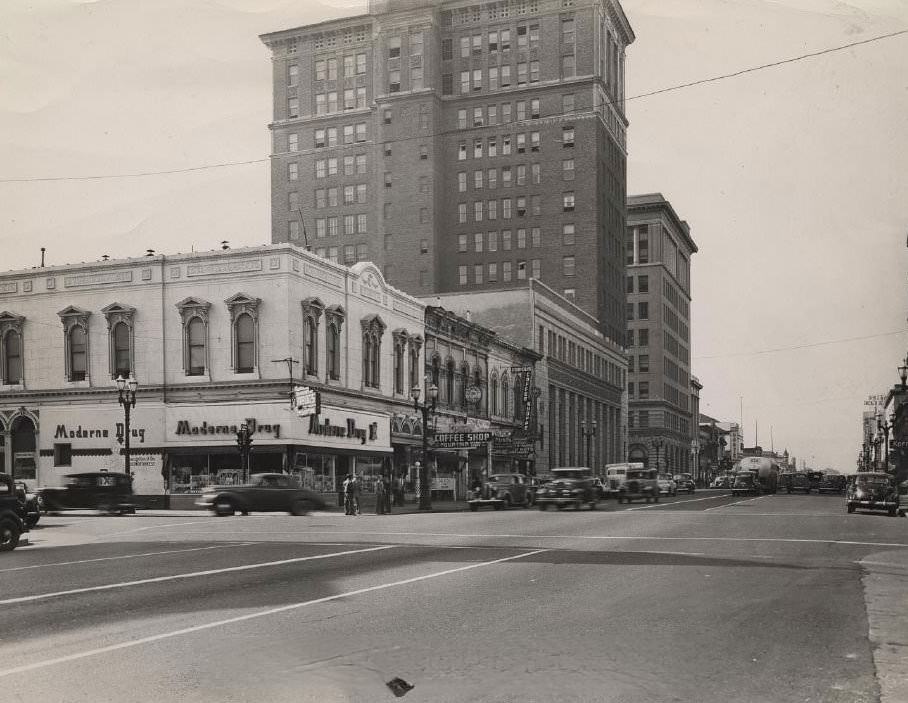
[11,416,36,482]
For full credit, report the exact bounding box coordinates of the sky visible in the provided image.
[1,0,906,470]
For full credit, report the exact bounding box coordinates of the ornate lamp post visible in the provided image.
[235,423,253,483]
[651,438,664,473]
[877,413,893,473]
[580,419,597,467]
[410,383,438,510]
[115,375,138,476]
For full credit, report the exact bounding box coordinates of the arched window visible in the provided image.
[236,314,255,373]
[394,340,405,394]
[409,345,420,391]
[490,373,498,416]
[187,318,206,376]
[112,322,131,378]
[326,323,340,380]
[360,315,385,389]
[501,373,510,418]
[102,303,136,380]
[3,331,22,385]
[445,359,455,404]
[305,315,318,375]
[70,326,87,381]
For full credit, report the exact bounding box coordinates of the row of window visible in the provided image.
[441,54,576,95]
[627,354,650,374]
[310,214,369,238]
[302,243,371,265]
[441,1,554,27]
[627,274,649,294]
[457,227,548,252]
[458,130,550,160]
[456,191,574,223]
[626,327,650,348]
[457,160,574,192]
[627,381,650,400]
[542,326,624,387]
[455,256,574,285]
[626,301,649,321]
[311,53,368,82]
[310,184,368,209]
[457,99,576,130]
[663,329,690,365]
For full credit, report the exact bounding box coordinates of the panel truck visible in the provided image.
[732,456,780,494]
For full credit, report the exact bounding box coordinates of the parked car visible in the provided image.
[196,473,327,516]
[525,476,548,507]
[0,473,27,551]
[786,472,811,494]
[846,472,900,516]
[468,473,530,511]
[39,472,135,515]
[817,473,847,494]
[657,474,677,496]
[711,474,734,489]
[535,467,598,511]
[617,468,660,504]
[14,481,40,528]
[673,473,696,494]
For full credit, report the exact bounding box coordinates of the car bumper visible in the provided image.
[536,495,584,505]
[848,500,896,508]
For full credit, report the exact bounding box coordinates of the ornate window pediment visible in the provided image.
[101,302,136,330]
[225,292,261,322]
[57,305,91,332]
[101,303,136,379]
[326,304,346,327]
[0,312,25,387]
[0,312,24,337]
[175,297,211,324]
[360,313,386,336]
[301,297,325,319]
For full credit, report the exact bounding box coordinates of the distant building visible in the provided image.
[260,0,635,342]
[421,278,628,475]
[626,194,698,474]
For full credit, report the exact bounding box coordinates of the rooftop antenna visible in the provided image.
[221,240,230,250]
[40,247,45,267]
[145,249,155,257]
[101,255,110,261]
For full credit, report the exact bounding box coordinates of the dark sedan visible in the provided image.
[196,473,326,516]
[39,472,135,515]
[846,472,900,516]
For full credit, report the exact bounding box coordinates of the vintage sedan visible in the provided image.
[846,472,900,516]
[657,474,678,496]
[786,472,812,494]
[817,473,847,494]
[731,471,762,496]
[617,468,660,504]
[468,473,531,511]
[14,482,40,528]
[535,467,598,511]
[673,473,696,494]
[0,474,27,551]
[196,473,327,516]
[39,472,135,515]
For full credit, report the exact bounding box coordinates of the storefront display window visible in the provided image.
[168,451,283,493]
[355,455,389,493]
[290,452,337,494]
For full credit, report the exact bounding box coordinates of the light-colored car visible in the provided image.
[673,473,696,494]
[657,474,677,496]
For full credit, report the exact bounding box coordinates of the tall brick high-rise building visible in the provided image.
[260,0,633,343]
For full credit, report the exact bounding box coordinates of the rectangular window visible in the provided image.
[473,106,484,127]
[357,53,366,74]
[315,60,326,81]
[316,218,326,238]
[517,62,527,85]
[517,260,527,280]
[531,227,541,247]
[489,66,499,90]
[458,234,468,252]
[501,29,511,51]
[344,88,356,110]
[488,262,498,281]
[458,172,467,192]
[344,214,356,235]
[517,100,526,122]
[516,196,526,216]
[356,243,368,262]
[383,109,392,124]
[472,34,482,56]
[639,329,649,346]
[489,30,499,52]
[473,68,482,91]
[327,92,338,113]
[531,163,541,184]
[638,302,649,319]
[389,36,401,58]
[315,129,326,148]
[459,265,468,285]
[355,123,366,142]
[343,125,354,144]
[315,188,326,208]
[458,203,467,223]
[474,170,483,189]
[638,354,650,373]
[487,199,497,220]
[442,73,453,95]
[488,168,497,188]
[458,142,467,160]
[516,164,526,186]
[562,17,575,44]
[442,38,453,60]
[562,158,575,180]
[289,163,299,181]
[356,154,367,173]
[488,230,498,251]
[501,65,511,88]
[562,94,575,114]
[531,259,541,278]
[420,238,429,253]
[288,63,299,87]
[288,133,299,152]
[530,61,540,83]
[517,133,526,153]
[502,229,512,250]
[389,70,401,92]
[458,109,467,129]
[517,228,526,248]
[327,187,338,206]
[503,261,512,282]
[562,126,575,147]
[357,214,368,233]
[638,275,649,293]
[563,288,575,302]
[327,217,338,236]
[54,443,72,467]
[563,255,576,276]
[460,36,470,58]
[488,106,498,126]
[488,137,497,158]
[639,382,649,399]
[411,31,424,56]
[563,191,575,211]
[562,54,576,78]
[474,139,483,158]
[327,158,337,175]
[501,102,512,123]
[474,232,483,252]
[288,97,299,118]
[461,70,471,94]
[344,54,355,76]
[344,185,355,205]
[356,183,367,203]
[502,198,512,219]
[474,201,484,221]
[474,264,483,284]
[531,131,540,150]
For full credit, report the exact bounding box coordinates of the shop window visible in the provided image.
[58,306,91,382]
[54,443,72,467]
[225,293,261,375]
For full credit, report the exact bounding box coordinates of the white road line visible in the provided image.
[103,521,216,537]
[705,495,769,511]
[0,545,396,606]
[0,548,548,678]
[627,494,732,510]
[0,543,255,573]
[175,530,908,549]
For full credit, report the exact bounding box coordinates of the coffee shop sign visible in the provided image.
[175,418,281,439]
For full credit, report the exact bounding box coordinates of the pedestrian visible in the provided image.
[351,475,361,515]
[383,474,392,514]
[343,474,354,515]
[375,475,387,515]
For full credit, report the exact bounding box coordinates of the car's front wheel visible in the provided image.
[0,519,21,552]
[291,499,315,516]
[214,499,236,517]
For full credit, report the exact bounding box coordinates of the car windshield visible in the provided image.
[855,475,888,486]
[626,471,650,480]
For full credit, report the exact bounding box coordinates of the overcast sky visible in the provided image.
[1,0,906,470]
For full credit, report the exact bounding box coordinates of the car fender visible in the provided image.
[210,490,249,510]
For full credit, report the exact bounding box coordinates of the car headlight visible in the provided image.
[854,490,864,498]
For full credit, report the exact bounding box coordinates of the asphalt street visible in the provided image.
[2,491,906,703]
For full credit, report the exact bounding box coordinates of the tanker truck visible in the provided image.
[732,456,780,494]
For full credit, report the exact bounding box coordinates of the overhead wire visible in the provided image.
[0,27,905,184]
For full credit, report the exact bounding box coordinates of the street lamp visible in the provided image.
[580,419,597,467]
[235,423,253,484]
[115,375,138,476]
[899,357,908,390]
[651,438,664,473]
[410,383,438,510]
[877,413,893,473]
